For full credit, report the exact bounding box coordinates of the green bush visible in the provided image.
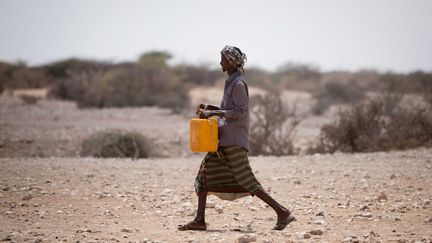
[81,130,155,159]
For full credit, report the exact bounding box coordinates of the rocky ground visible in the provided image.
[1,91,431,242]
[1,149,431,242]
[0,93,190,158]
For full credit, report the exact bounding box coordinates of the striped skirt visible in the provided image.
[194,145,263,200]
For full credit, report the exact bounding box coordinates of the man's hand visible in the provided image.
[201,110,224,119]
[196,104,206,116]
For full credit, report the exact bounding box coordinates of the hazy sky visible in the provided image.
[1,0,431,72]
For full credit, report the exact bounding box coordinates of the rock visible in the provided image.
[20,191,33,201]
[248,206,258,211]
[390,174,396,179]
[354,212,372,219]
[425,217,432,224]
[206,201,216,208]
[377,192,388,201]
[316,210,325,216]
[309,229,324,235]
[303,233,311,239]
[359,205,369,211]
[266,216,275,222]
[215,206,224,214]
[342,236,353,242]
[159,188,173,197]
[1,235,12,241]
[314,219,326,225]
[236,234,256,243]
[121,228,133,233]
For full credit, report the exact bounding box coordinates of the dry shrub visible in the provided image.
[312,81,365,115]
[50,65,189,113]
[312,95,432,153]
[19,95,40,105]
[0,62,53,92]
[274,62,322,92]
[81,130,156,159]
[249,92,301,156]
[315,99,385,153]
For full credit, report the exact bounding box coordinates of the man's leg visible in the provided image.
[255,189,295,230]
[178,190,208,231]
[194,190,208,224]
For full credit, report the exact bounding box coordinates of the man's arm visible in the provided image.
[202,81,248,120]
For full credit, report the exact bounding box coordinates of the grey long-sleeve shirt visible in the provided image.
[218,71,250,151]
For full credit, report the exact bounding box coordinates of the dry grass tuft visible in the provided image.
[81,130,156,159]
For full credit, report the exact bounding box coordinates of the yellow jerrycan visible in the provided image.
[190,117,218,152]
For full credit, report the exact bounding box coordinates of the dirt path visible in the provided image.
[1,149,431,242]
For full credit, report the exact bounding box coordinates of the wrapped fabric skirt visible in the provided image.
[194,145,263,200]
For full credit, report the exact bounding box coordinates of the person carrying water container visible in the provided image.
[178,45,296,231]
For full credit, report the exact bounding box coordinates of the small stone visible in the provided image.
[377,192,388,201]
[309,229,324,235]
[236,234,256,243]
[303,233,311,239]
[1,236,12,241]
[206,201,216,208]
[248,206,258,211]
[390,174,396,179]
[342,236,352,242]
[215,206,224,214]
[425,218,432,224]
[314,219,326,225]
[20,191,33,201]
[121,228,133,233]
[266,216,275,221]
[316,210,325,216]
[359,205,369,211]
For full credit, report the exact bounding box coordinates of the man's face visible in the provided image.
[220,54,232,72]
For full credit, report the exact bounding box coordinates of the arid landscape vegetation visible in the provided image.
[1,53,432,242]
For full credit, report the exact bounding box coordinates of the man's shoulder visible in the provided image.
[232,76,249,96]
[234,75,248,89]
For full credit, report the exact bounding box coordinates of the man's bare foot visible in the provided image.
[272,208,296,231]
[178,220,207,231]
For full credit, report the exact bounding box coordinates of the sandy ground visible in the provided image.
[1,150,431,242]
[0,94,191,158]
[1,91,431,242]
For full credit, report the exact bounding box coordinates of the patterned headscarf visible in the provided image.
[221,45,247,73]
